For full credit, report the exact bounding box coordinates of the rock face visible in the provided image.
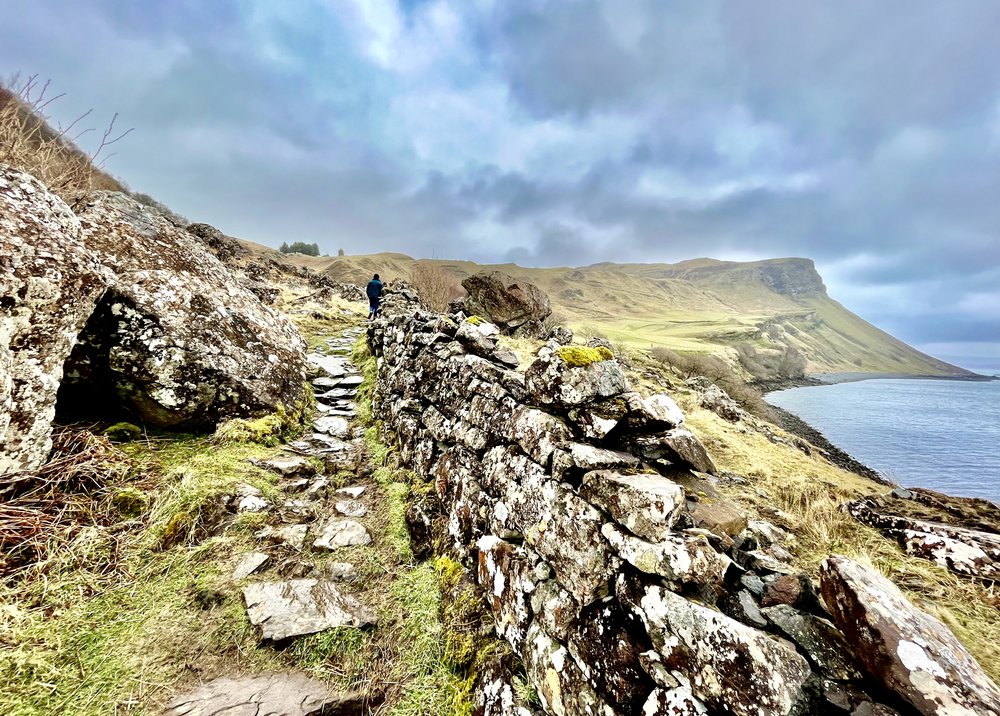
[461,271,552,335]
[0,166,107,472]
[161,672,361,716]
[820,555,1000,716]
[63,191,307,428]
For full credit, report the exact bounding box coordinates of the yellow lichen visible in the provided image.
[555,345,614,367]
[465,315,484,326]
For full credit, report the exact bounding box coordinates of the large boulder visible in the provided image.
[462,271,551,335]
[62,191,307,427]
[820,555,1000,715]
[0,166,108,473]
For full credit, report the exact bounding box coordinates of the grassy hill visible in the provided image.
[246,246,973,379]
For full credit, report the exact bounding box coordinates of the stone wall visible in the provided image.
[368,312,999,716]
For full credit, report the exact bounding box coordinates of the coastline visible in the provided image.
[765,401,891,485]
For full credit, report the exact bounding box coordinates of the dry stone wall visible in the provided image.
[370,313,826,715]
[368,311,1000,716]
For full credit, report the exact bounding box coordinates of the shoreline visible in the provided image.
[765,402,891,485]
[810,370,998,386]
[758,371,997,393]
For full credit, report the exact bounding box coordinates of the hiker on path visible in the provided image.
[366,274,384,320]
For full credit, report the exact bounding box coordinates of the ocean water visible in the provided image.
[768,374,1000,503]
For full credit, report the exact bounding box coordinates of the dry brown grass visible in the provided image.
[0,426,140,574]
[0,74,130,197]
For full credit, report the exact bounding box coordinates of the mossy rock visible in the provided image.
[103,422,142,443]
[465,315,484,326]
[555,345,614,367]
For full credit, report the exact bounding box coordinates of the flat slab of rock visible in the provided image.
[307,353,350,378]
[232,552,270,580]
[256,524,308,550]
[336,486,366,498]
[313,415,350,438]
[820,555,1000,716]
[335,499,368,517]
[253,455,315,477]
[243,579,376,640]
[162,672,361,715]
[313,518,372,550]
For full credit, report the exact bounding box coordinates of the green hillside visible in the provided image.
[249,245,973,378]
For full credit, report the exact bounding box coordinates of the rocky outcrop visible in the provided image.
[461,271,552,336]
[0,166,107,472]
[821,555,1000,715]
[1,165,309,471]
[846,489,1000,580]
[62,191,307,428]
[366,311,928,716]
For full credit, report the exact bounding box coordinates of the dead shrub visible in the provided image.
[651,346,775,420]
[409,262,463,312]
[0,74,130,197]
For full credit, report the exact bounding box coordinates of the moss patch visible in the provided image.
[555,345,614,367]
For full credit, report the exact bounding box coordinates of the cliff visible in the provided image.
[256,249,975,379]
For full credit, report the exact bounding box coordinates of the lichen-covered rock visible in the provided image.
[602,523,732,588]
[1,166,107,472]
[552,442,641,482]
[688,497,748,537]
[504,405,572,466]
[642,686,709,715]
[580,471,685,542]
[525,349,630,408]
[820,555,1000,716]
[846,495,1000,579]
[477,537,536,653]
[529,579,578,642]
[568,598,655,712]
[462,271,552,335]
[626,392,686,430]
[65,191,306,428]
[762,604,862,681]
[626,583,815,716]
[522,621,615,716]
[631,428,717,474]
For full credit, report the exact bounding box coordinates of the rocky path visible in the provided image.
[163,324,380,716]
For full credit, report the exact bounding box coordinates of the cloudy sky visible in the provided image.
[3,1,999,368]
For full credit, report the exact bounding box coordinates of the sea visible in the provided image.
[767,372,1000,504]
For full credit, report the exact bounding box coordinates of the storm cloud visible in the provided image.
[2,0,998,366]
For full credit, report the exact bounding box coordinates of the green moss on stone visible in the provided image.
[465,315,483,326]
[103,422,141,443]
[555,345,614,367]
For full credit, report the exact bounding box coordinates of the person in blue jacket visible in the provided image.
[366,274,384,320]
